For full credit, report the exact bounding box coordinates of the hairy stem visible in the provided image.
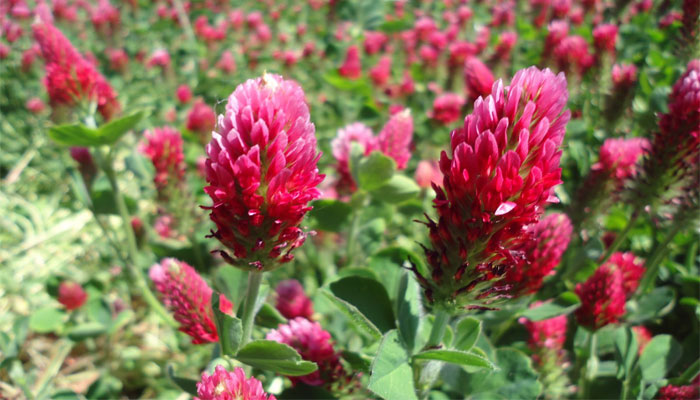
[240,270,264,347]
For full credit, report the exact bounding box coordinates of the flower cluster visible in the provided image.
[203,74,323,270]
[58,281,88,310]
[574,263,626,331]
[149,258,233,344]
[33,21,120,120]
[196,366,276,400]
[503,212,573,296]
[266,317,348,389]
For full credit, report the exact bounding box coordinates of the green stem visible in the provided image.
[578,332,597,400]
[620,376,630,400]
[97,149,175,327]
[240,270,264,347]
[33,340,72,398]
[600,209,640,264]
[636,222,684,296]
[426,309,449,348]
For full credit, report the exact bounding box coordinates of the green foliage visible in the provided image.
[368,330,418,400]
[235,340,318,376]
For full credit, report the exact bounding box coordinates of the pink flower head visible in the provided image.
[554,35,594,76]
[575,264,626,330]
[605,252,645,296]
[415,160,443,189]
[150,258,233,344]
[593,137,649,181]
[418,45,439,66]
[544,20,570,59]
[33,22,120,120]
[400,71,416,96]
[520,305,568,351]
[216,50,237,75]
[364,31,388,55]
[659,11,682,29]
[494,31,517,60]
[154,214,174,238]
[196,366,276,400]
[106,48,128,72]
[266,318,346,388]
[632,325,652,355]
[26,97,45,113]
[612,63,637,87]
[139,126,186,200]
[415,17,438,41]
[275,279,314,319]
[592,23,618,54]
[58,281,87,310]
[475,26,491,54]
[448,41,476,67]
[464,57,495,103]
[187,99,216,136]
[339,45,361,79]
[414,67,570,308]
[634,60,700,209]
[377,109,413,170]
[204,74,323,270]
[176,84,193,104]
[429,93,465,125]
[369,56,392,86]
[90,0,120,36]
[147,48,171,69]
[503,213,573,296]
[331,122,376,192]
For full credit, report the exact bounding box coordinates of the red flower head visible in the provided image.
[657,376,700,400]
[369,56,392,86]
[632,60,700,210]
[275,279,314,320]
[58,281,88,310]
[147,48,171,69]
[377,108,413,170]
[494,31,517,61]
[594,138,649,181]
[339,45,361,79]
[204,74,323,271]
[414,66,570,309]
[187,99,216,137]
[33,21,120,120]
[448,41,476,68]
[331,122,376,193]
[554,35,594,76]
[400,71,416,96]
[70,146,97,186]
[196,366,276,400]
[415,160,443,189]
[106,48,128,72]
[266,318,347,388]
[575,264,626,330]
[543,20,569,60]
[503,212,573,296]
[592,23,618,55]
[139,127,185,200]
[605,252,645,296]
[149,258,233,344]
[176,84,193,104]
[464,57,495,103]
[26,97,45,114]
[428,93,465,125]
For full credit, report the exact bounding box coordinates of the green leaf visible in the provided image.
[453,317,481,351]
[29,306,66,334]
[341,350,372,373]
[48,124,101,146]
[396,272,423,354]
[368,330,418,400]
[86,298,112,327]
[446,348,541,400]
[625,286,675,324]
[356,151,396,191]
[377,18,413,33]
[329,276,396,333]
[278,384,336,399]
[638,334,682,382]
[90,179,138,215]
[235,340,318,376]
[66,323,106,341]
[166,364,198,396]
[520,292,581,321]
[212,293,242,356]
[321,289,382,340]
[414,349,497,371]
[96,110,146,144]
[370,175,420,204]
[308,199,353,232]
[255,303,287,328]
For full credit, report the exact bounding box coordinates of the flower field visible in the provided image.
[0,0,698,399]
